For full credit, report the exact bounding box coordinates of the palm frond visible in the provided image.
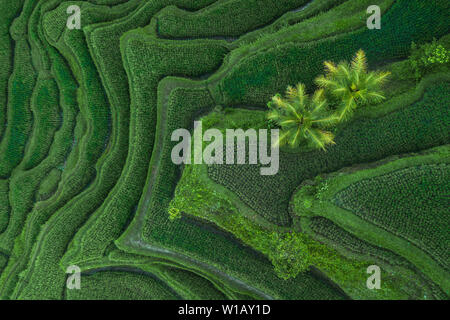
[315,75,337,89]
[337,97,356,121]
[323,61,338,75]
[351,49,367,73]
[366,91,386,103]
[295,83,307,107]
[306,128,335,151]
[311,89,328,114]
[286,85,297,99]
[374,71,391,84]
[266,109,280,121]
[337,62,351,80]
[289,127,303,147]
[311,115,339,127]
[279,118,298,126]
[272,128,294,148]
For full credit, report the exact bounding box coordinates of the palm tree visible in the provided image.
[315,49,390,121]
[267,83,338,151]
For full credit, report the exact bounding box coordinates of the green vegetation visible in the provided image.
[267,49,390,150]
[292,145,450,292]
[37,168,62,201]
[267,84,337,150]
[334,164,449,268]
[66,270,180,300]
[315,50,390,121]
[208,77,450,226]
[410,38,450,80]
[0,0,448,300]
[302,216,447,300]
[156,0,311,38]
[169,104,448,299]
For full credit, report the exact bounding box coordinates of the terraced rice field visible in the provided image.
[0,0,448,300]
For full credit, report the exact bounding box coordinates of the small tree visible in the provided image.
[410,39,450,81]
[267,83,338,151]
[269,232,311,280]
[315,49,390,121]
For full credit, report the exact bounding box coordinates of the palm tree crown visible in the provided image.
[267,83,338,150]
[315,49,390,121]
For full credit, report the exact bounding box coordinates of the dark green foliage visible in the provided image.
[0,253,7,275]
[334,164,449,269]
[157,0,310,38]
[157,266,229,300]
[66,270,180,300]
[0,38,36,178]
[0,0,25,142]
[0,180,9,234]
[410,38,450,80]
[22,77,61,170]
[37,168,62,201]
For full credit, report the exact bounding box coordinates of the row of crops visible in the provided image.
[291,145,450,296]
[0,0,448,300]
[334,163,449,269]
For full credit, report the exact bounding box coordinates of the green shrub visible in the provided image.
[410,39,450,80]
